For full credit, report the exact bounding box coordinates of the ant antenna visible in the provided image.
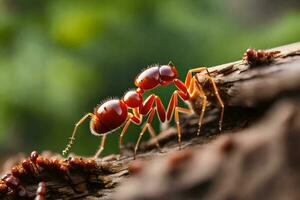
[168,61,174,66]
[62,113,94,156]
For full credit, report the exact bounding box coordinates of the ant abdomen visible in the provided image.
[92,99,128,134]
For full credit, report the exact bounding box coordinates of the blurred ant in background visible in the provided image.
[243,48,281,66]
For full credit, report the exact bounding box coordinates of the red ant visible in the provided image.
[1,174,28,197]
[62,62,224,158]
[0,180,8,195]
[243,48,281,66]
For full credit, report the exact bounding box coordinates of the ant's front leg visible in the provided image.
[165,78,194,149]
[166,90,191,149]
[185,67,210,89]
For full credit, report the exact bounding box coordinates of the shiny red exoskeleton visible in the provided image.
[1,174,28,197]
[243,48,281,66]
[62,62,224,159]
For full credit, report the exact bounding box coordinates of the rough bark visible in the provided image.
[1,42,300,200]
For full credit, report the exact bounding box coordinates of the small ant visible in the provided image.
[2,151,99,199]
[0,180,8,195]
[243,48,281,66]
[2,174,20,192]
[62,62,224,158]
[1,174,28,197]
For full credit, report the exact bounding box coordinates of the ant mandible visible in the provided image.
[62,62,224,159]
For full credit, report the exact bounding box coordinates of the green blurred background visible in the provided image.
[0,0,299,158]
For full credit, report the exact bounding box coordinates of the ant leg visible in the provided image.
[94,134,107,159]
[140,94,156,115]
[62,113,95,156]
[119,112,141,151]
[175,107,191,149]
[134,107,156,159]
[119,118,133,150]
[135,94,166,153]
[148,124,162,152]
[154,96,166,122]
[167,80,190,121]
[190,77,208,135]
[184,67,209,89]
[134,124,149,159]
[197,95,207,135]
[198,74,224,131]
[166,91,178,122]
[141,94,167,122]
[166,90,191,149]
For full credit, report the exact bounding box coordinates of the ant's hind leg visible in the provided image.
[94,134,107,159]
[119,117,133,150]
[62,113,95,156]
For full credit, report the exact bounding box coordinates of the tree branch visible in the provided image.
[1,42,300,200]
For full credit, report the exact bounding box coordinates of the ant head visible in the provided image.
[123,90,143,108]
[159,62,178,83]
[30,151,39,162]
[246,48,255,57]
